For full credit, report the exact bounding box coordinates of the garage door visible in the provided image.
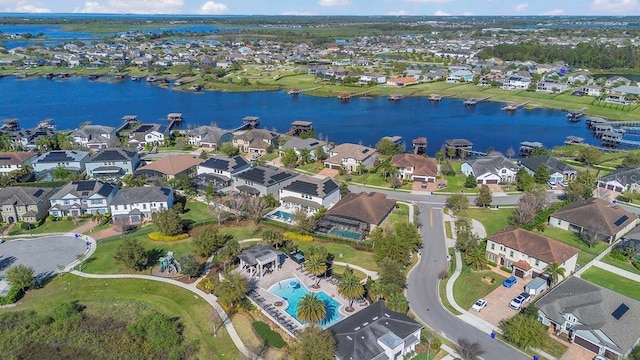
[607,184,615,190]
[486,179,499,184]
[514,268,525,278]
[574,335,600,354]
[427,178,435,183]
[477,179,483,184]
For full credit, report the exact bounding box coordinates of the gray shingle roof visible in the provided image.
[0,186,53,206]
[518,155,577,174]
[466,154,517,176]
[280,137,327,151]
[50,180,116,200]
[601,167,640,186]
[110,186,173,205]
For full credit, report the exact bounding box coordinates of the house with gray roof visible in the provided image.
[0,186,54,223]
[70,124,117,150]
[518,155,577,183]
[49,180,118,217]
[237,244,283,278]
[279,137,330,162]
[109,186,174,224]
[279,175,340,214]
[85,148,141,180]
[232,165,298,197]
[32,150,90,173]
[324,143,377,172]
[537,277,640,359]
[598,167,640,194]
[196,154,251,190]
[461,154,518,185]
[187,125,233,148]
[329,300,423,360]
[233,128,279,156]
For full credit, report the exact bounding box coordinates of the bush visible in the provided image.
[633,261,640,271]
[500,266,513,273]
[0,286,23,305]
[609,249,630,262]
[147,231,189,242]
[283,231,313,242]
[487,260,497,267]
[252,321,286,348]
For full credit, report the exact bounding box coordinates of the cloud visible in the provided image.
[387,9,409,15]
[591,0,640,12]
[75,0,184,14]
[434,10,451,15]
[542,8,564,15]
[0,0,49,12]
[462,11,474,15]
[282,10,319,15]
[406,0,451,3]
[15,3,50,13]
[198,1,228,14]
[514,3,529,12]
[318,0,351,6]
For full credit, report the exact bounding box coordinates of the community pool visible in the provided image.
[271,210,293,222]
[268,278,343,328]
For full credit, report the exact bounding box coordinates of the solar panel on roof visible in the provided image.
[612,303,629,320]
[614,215,629,227]
[33,189,44,197]
[76,181,95,192]
[287,180,318,195]
[271,172,294,182]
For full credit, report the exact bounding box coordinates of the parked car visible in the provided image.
[472,298,487,312]
[421,182,427,189]
[593,356,607,360]
[509,292,531,310]
[503,275,517,288]
[437,183,447,189]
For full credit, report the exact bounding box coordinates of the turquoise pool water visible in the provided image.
[272,210,293,221]
[268,278,343,328]
[329,227,362,240]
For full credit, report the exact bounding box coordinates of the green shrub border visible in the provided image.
[252,321,286,348]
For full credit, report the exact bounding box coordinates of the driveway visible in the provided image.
[473,278,526,327]
[561,342,596,360]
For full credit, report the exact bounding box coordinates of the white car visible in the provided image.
[509,292,531,310]
[472,298,487,312]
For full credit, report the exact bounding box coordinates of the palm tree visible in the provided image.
[544,263,566,287]
[216,272,249,310]
[464,245,488,271]
[305,254,327,288]
[219,240,240,270]
[297,293,326,325]
[298,148,312,165]
[338,268,365,312]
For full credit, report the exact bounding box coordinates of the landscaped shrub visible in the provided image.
[500,266,513,273]
[609,249,629,262]
[633,261,640,271]
[147,231,189,242]
[487,260,497,267]
[0,287,23,305]
[283,231,313,242]
[252,321,286,348]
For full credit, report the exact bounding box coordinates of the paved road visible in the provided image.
[407,203,529,360]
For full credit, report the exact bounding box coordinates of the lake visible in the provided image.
[0,76,598,155]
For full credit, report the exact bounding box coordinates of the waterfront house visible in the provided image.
[232,165,298,197]
[32,150,90,174]
[536,79,568,93]
[71,124,117,150]
[109,186,174,224]
[0,186,54,224]
[605,76,632,88]
[196,154,251,190]
[11,127,57,151]
[232,128,279,157]
[579,85,603,97]
[597,167,640,193]
[329,300,423,360]
[549,198,638,243]
[391,153,438,183]
[443,139,473,158]
[135,154,202,182]
[486,227,579,279]
[386,77,420,87]
[536,277,640,359]
[279,175,340,214]
[358,73,387,84]
[49,180,118,217]
[128,123,167,148]
[502,75,531,90]
[187,125,233,148]
[567,74,594,85]
[461,154,518,185]
[316,192,396,239]
[279,137,331,162]
[446,69,474,83]
[518,155,577,183]
[85,148,141,180]
[324,143,377,172]
[0,151,37,174]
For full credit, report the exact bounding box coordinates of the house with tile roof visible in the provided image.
[537,277,640,359]
[518,155,578,183]
[391,154,438,183]
[279,175,340,214]
[597,167,640,193]
[549,198,638,243]
[461,153,518,184]
[486,227,580,279]
[187,125,233,148]
[85,148,141,180]
[195,154,251,190]
[329,300,423,360]
[135,154,202,181]
[110,186,174,224]
[71,124,117,150]
[232,165,298,197]
[49,180,118,217]
[0,151,37,174]
[324,143,377,172]
[0,186,54,223]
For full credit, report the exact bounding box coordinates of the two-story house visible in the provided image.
[0,151,37,174]
[48,180,118,217]
[461,153,518,184]
[486,227,580,279]
[536,79,568,93]
[32,150,90,174]
[85,148,141,179]
[196,154,251,189]
[233,129,279,157]
[186,125,233,148]
[279,137,331,162]
[0,186,54,223]
[391,153,439,183]
[502,75,531,90]
[279,175,340,215]
[109,186,174,224]
[233,165,298,197]
[446,69,474,83]
[70,124,117,150]
[128,123,167,148]
[324,143,377,172]
[518,155,578,184]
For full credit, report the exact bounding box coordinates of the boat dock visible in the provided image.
[337,89,376,101]
[388,94,403,101]
[519,141,544,156]
[167,113,184,131]
[230,116,261,132]
[289,86,321,96]
[502,101,531,112]
[567,107,586,121]
[564,136,585,145]
[464,96,492,106]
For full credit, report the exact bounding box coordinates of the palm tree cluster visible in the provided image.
[337,267,365,312]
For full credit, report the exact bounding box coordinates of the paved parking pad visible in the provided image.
[0,235,87,280]
[470,280,529,327]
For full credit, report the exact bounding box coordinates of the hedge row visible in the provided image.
[147,232,190,242]
[283,232,313,242]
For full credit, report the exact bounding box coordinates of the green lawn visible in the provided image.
[444,221,453,239]
[464,208,513,236]
[437,161,478,194]
[453,257,506,310]
[601,254,640,275]
[295,241,379,272]
[0,274,240,359]
[297,162,324,174]
[439,248,462,315]
[342,172,412,190]
[581,267,640,301]
[84,222,111,235]
[9,219,88,236]
[539,227,609,267]
[182,200,212,224]
[386,203,411,226]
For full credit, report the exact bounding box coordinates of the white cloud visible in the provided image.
[406,0,451,3]
[198,1,228,14]
[282,10,319,15]
[15,3,50,12]
[591,0,640,12]
[434,10,451,15]
[0,0,49,12]
[514,3,529,12]
[75,0,184,14]
[318,0,351,6]
[542,8,564,15]
[387,9,409,15]
[462,11,474,15]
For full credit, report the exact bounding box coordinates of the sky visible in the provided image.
[0,0,639,16]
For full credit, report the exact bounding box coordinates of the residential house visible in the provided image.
[597,167,640,193]
[486,227,580,279]
[536,80,568,93]
[324,143,377,172]
[461,154,518,184]
[0,186,54,223]
[196,154,251,189]
[279,137,330,162]
[71,124,117,150]
[110,186,174,224]
[446,69,474,83]
[135,154,202,182]
[549,198,639,243]
[580,85,603,97]
[279,175,340,214]
[85,148,141,179]
[330,300,423,360]
[0,151,37,174]
[391,154,439,182]
[518,155,578,183]
[502,75,531,90]
[128,123,167,148]
[386,77,420,87]
[567,74,594,85]
[32,150,90,173]
[316,192,396,239]
[186,125,233,148]
[358,73,387,84]
[49,180,118,217]
[232,165,298,197]
[537,277,640,359]
[233,129,279,156]
[605,76,632,88]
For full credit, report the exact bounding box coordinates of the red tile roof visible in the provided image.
[489,227,580,265]
[391,154,438,177]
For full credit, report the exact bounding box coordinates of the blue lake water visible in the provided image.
[0,76,599,155]
[269,278,343,328]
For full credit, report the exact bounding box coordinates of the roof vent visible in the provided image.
[372,316,379,320]
[354,326,360,331]
[384,313,390,317]
[362,322,369,327]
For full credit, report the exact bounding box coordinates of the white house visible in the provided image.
[109,186,174,224]
[446,69,474,83]
[502,75,531,90]
[32,150,90,173]
[0,152,37,174]
[358,73,387,84]
[49,180,118,217]
[71,124,117,150]
[324,143,377,172]
[279,175,340,215]
[461,154,518,184]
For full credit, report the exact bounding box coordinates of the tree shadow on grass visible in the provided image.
[147,248,165,268]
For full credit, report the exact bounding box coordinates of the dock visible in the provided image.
[230,116,261,132]
[564,136,585,145]
[167,113,184,131]
[464,96,492,106]
[567,107,586,122]
[502,101,531,112]
[519,141,544,157]
[337,89,376,101]
[289,86,321,96]
[388,94,403,101]
[289,120,313,136]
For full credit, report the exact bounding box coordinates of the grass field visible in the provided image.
[581,267,640,301]
[539,227,608,266]
[295,241,379,272]
[0,274,240,359]
[601,254,640,275]
[439,248,462,315]
[387,203,411,226]
[464,208,513,236]
[9,219,88,236]
[453,259,506,310]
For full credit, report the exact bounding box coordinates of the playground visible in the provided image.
[150,251,182,278]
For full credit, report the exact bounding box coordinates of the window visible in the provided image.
[143,204,147,210]
[509,250,514,258]
[91,199,102,205]
[557,220,561,225]
[63,200,70,205]
[535,259,540,266]
[490,243,495,250]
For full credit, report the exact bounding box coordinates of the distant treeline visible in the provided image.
[480,42,640,70]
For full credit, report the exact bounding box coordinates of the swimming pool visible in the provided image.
[271,210,293,222]
[268,278,343,328]
[329,227,362,240]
